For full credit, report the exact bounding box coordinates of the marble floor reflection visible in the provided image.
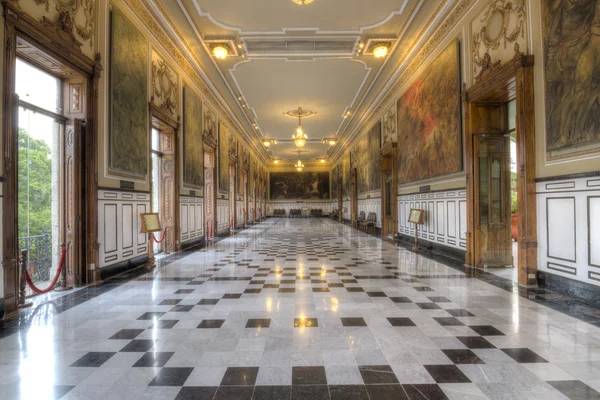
[2,218,600,400]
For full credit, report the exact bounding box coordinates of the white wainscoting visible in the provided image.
[98,190,150,268]
[0,181,3,299]
[237,200,245,226]
[398,189,467,251]
[358,198,382,228]
[180,196,203,244]
[266,202,334,216]
[537,176,600,286]
[342,200,350,220]
[217,198,230,233]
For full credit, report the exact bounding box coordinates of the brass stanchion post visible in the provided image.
[18,249,33,309]
[55,243,72,292]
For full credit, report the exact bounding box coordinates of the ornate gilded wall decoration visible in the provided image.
[472,0,526,78]
[383,107,397,145]
[218,122,230,193]
[203,108,217,145]
[31,0,96,51]
[109,8,148,178]
[183,86,203,188]
[397,41,462,184]
[342,152,350,198]
[269,172,330,201]
[356,122,382,194]
[237,142,246,196]
[152,55,178,116]
[543,0,600,156]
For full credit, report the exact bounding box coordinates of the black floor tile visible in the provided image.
[346,287,364,292]
[469,325,505,336]
[387,317,416,327]
[433,317,464,326]
[442,349,485,364]
[427,297,451,303]
[170,305,194,312]
[292,366,327,385]
[367,292,387,297]
[149,367,194,386]
[456,336,496,349]
[70,352,115,367]
[445,309,475,317]
[365,384,408,400]
[416,303,441,310]
[329,385,368,400]
[501,348,548,363]
[137,312,166,320]
[197,319,226,328]
[402,384,448,400]
[291,385,329,400]
[244,288,262,294]
[159,299,182,305]
[313,288,330,292]
[213,385,254,400]
[221,367,259,385]
[294,318,318,328]
[390,297,412,303]
[174,289,195,295]
[246,319,271,328]
[198,298,220,305]
[341,317,367,327]
[120,339,156,353]
[358,365,399,384]
[133,351,174,367]
[151,319,179,329]
[176,386,218,400]
[549,380,600,400]
[222,293,243,299]
[414,287,434,292]
[253,385,292,400]
[109,329,145,340]
[423,365,471,383]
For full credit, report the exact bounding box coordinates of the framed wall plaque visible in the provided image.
[408,209,425,225]
[140,213,162,233]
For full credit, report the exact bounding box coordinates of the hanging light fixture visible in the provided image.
[291,0,315,4]
[292,108,308,148]
[295,151,305,172]
[212,45,229,59]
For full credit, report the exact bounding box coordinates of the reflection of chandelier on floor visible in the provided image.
[295,150,305,172]
[284,107,316,148]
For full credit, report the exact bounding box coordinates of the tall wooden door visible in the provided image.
[64,119,83,286]
[475,134,512,267]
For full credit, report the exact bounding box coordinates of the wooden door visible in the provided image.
[475,134,512,267]
[351,172,358,225]
[160,131,176,253]
[64,119,83,286]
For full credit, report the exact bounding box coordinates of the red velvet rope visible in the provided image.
[24,247,67,295]
[152,230,166,243]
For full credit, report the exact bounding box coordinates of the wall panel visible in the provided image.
[267,202,334,217]
[98,190,149,268]
[180,196,203,243]
[217,198,229,233]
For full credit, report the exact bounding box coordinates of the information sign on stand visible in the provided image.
[408,209,425,251]
[140,213,162,269]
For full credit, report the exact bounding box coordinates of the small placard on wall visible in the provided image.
[408,209,425,225]
[120,180,135,190]
[189,190,196,196]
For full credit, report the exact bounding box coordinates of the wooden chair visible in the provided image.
[356,211,366,230]
[364,212,377,234]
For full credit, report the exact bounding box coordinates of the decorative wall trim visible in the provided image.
[535,171,600,183]
[266,202,334,217]
[398,189,467,251]
[180,196,203,243]
[537,177,600,286]
[98,190,149,268]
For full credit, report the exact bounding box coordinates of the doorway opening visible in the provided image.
[151,127,164,255]
[204,147,217,239]
[229,162,236,230]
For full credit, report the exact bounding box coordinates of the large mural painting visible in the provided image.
[332,164,340,201]
[269,172,330,200]
[543,0,600,155]
[183,86,203,188]
[397,41,461,183]
[237,142,247,197]
[218,122,229,193]
[342,152,350,199]
[357,122,382,194]
[109,8,148,178]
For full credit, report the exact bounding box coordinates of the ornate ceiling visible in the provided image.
[153,0,450,165]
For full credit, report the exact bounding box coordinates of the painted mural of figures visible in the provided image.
[544,0,600,152]
[269,172,330,200]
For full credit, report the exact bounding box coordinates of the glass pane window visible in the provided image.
[16,58,61,112]
[152,128,160,152]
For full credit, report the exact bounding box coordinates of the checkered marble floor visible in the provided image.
[2,218,600,399]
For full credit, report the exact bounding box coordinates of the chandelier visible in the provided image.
[291,0,314,4]
[295,151,305,172]
[292,115,307,147]
[284,107,316,148]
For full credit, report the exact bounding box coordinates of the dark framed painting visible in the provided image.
[183,86,203,188]
[397,40,462,184]
[543,0,600,156]
[357,122,382,194]
[269,171,330,200]
[218,122,229,193]
[109,7,148,178]
[342,152,350,199]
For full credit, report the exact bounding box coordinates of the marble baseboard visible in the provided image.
[181,236,205,251]
[539,270,600,309]
[397,232,465,263]
[0,298,4,320]
[100,254,149,281]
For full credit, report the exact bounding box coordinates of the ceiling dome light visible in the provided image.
[292,0,314,4]
[373,44,389,58]
[322,137,338,146]
[212,45,229,59]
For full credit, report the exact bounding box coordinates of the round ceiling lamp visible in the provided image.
[261,138,277,147]
[291,0,314,4]
[373,44,389,58]
[317,157,326,163]
[212,45,229,59]
[322,137,338,146]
